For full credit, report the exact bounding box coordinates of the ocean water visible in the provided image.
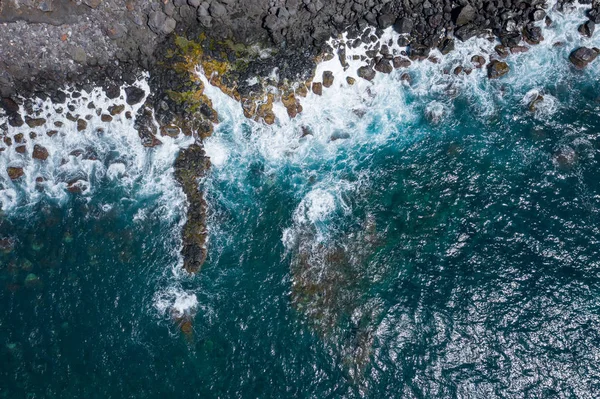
[2,4,600,398]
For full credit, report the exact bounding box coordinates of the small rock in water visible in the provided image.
[357,66,376,81]
[471,55,486,68]
[578,21,595,38]
[300,126,313,137]
[374,58,393,74]
[311,82,323,96]
[124,86,145,105]
[330,132,350,141]
[495,45,509,58]
[393,57,411,69]
[569,47,599,69]
[108,104,125,115]
[7,167,24,180]
[77,119,87,131]
[510,46,529,54]
[528,93,544,112]
[25,116,46,128]
[532,9,546,21]
[67,179,88,193]
[32,145,49,160]
[487,60,510,79]
[322,71,334,88]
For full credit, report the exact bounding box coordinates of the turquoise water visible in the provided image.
[3,7,600,398]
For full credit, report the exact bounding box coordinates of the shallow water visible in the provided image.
[2,4,600,398]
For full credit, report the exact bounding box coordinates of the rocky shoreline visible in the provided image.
[1,0,599,276]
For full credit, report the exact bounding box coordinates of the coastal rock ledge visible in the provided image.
[1,0,596,274]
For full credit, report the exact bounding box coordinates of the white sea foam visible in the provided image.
[153,285,199,319]
[0,75,194,220]
[200,1,600,261]
[0,76,200,324]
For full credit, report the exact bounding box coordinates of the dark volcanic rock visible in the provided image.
[487,60,510,79]
[578,21,595,38]
[569,47,600,69]
[357,66,376,81]
[393,57,411,69]
[174,143,210,274]
[374,59,393,74]
[455,24,478,41]
[455,4,477,26]
[394,18,413,34]
[124,86,145,105]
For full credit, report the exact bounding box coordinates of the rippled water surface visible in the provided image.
[2,5,600,398]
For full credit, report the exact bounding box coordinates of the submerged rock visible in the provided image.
[24,273,42,289]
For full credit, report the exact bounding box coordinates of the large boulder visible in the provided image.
[393,18,413,34]
[455,4,476,26]
[377,14,395,29]
[578,21,595,38]
[455,24,477,41]
[569,47,599,69]
[148,11,177,35]
[487,60,510,79]
[124,86,145,105]
[523,25,543,45]
[374,59,393,74]
[357,66,376,81]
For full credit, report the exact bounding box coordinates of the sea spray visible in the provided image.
[198,2,600,385]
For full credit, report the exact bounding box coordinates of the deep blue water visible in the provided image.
[2,8,600,398]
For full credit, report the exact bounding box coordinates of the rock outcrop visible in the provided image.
[569,47,600,69]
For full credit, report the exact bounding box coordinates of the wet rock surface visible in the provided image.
[0,0,595,288]
[174,143,210,274]
[569,46,600,69]
[0,0,585,105]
